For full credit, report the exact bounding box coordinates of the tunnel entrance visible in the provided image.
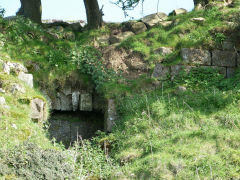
[48,111,104,147]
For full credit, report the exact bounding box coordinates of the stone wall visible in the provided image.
[153,48,239,80]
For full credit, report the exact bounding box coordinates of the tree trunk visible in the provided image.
[17,0,42,24]
[83,0,103,29]
[193,0,209,6]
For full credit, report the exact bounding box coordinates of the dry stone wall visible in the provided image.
[153,48,239,79]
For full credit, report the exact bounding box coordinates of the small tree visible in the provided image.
[17,0,42,24]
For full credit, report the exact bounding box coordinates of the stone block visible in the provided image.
[30,98,47,122]
[152,64,170,80]
[131,22,147,34]
[18,72,33,88]
[72,91,80,111]
[171,8,187,15]
[141,12,167,27]
[181,48,211,65]
[59,93,72,111]
[154,47,173,55]
[80,93,92,111]
[105,99,117,132]
[159,21,173,27]
[212,50,236,67]
[109,31,134,44]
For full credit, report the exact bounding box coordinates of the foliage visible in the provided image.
[70,139,118,179]
[0,7,5,17]
[70,45,118,91]
[0,143,75,180]
[174,67,224,89]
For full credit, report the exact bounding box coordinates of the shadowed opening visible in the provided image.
[48,111,104,147]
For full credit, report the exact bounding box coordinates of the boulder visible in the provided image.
[154,47,173,55]
[131,22,147,34]
[141,12,168,28]
[30,98,47,123]
[171,8,187,16]
[159,21,173,27]
[109,31,134,44]
[11,83,25,94]
[104,99,117,132]
[18,72,33,88]
[191,17,205,24]
[2,63,10,74]
[152,64,170,80]
[7,62,28,74]
[72,91,80,111]
[80,93,92,111]
[181,48,211,65]
[212,50,236,67]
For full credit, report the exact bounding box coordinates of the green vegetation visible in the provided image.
[119,7,240,65]
[1,3,240,179]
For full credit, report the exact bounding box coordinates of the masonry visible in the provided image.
[153,47,239,80]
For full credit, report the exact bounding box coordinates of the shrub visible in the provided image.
[0,143,75,180]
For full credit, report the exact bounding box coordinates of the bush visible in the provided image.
[0,143,75,180]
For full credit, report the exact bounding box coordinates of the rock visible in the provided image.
[195,3,204,10]
[154,47,173,55]
[181,48,211,65]
[64,31,75,40]
[0,97,6,106]
[2,63,10,74]
[105,99,117,132]
[59,92,72,111]
[0,88,5,93]
[80,93,92,111]
[177,86,187,93]
[222,41,234,50]
[11,83,25,94]
[227,67,236,78]
[171,65,183,80]
[125,56,147,71]
[212,50,236,67]
[171,8,187,16]
[109,31,134,44]
[72,91,80,111]
[131,22,147,34]
[141,12,167,28]
[191,17,205,24]
[159,21,173,27]
[30,98,47,123]
[69,22,82,32]
[18,72,33,88]
[52,96,61,111]
[97,35,110,45]
[7,62,28,74]
[152,64,170,80]
[62,87,72,96]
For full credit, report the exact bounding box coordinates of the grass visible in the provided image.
[1,3,240,179]
[109,75,240,179]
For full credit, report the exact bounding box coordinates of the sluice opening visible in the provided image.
[48,111,104,147]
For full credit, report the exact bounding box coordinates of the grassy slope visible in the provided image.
[1,4,240,179]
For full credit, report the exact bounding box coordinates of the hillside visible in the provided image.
[1,1,240,179]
